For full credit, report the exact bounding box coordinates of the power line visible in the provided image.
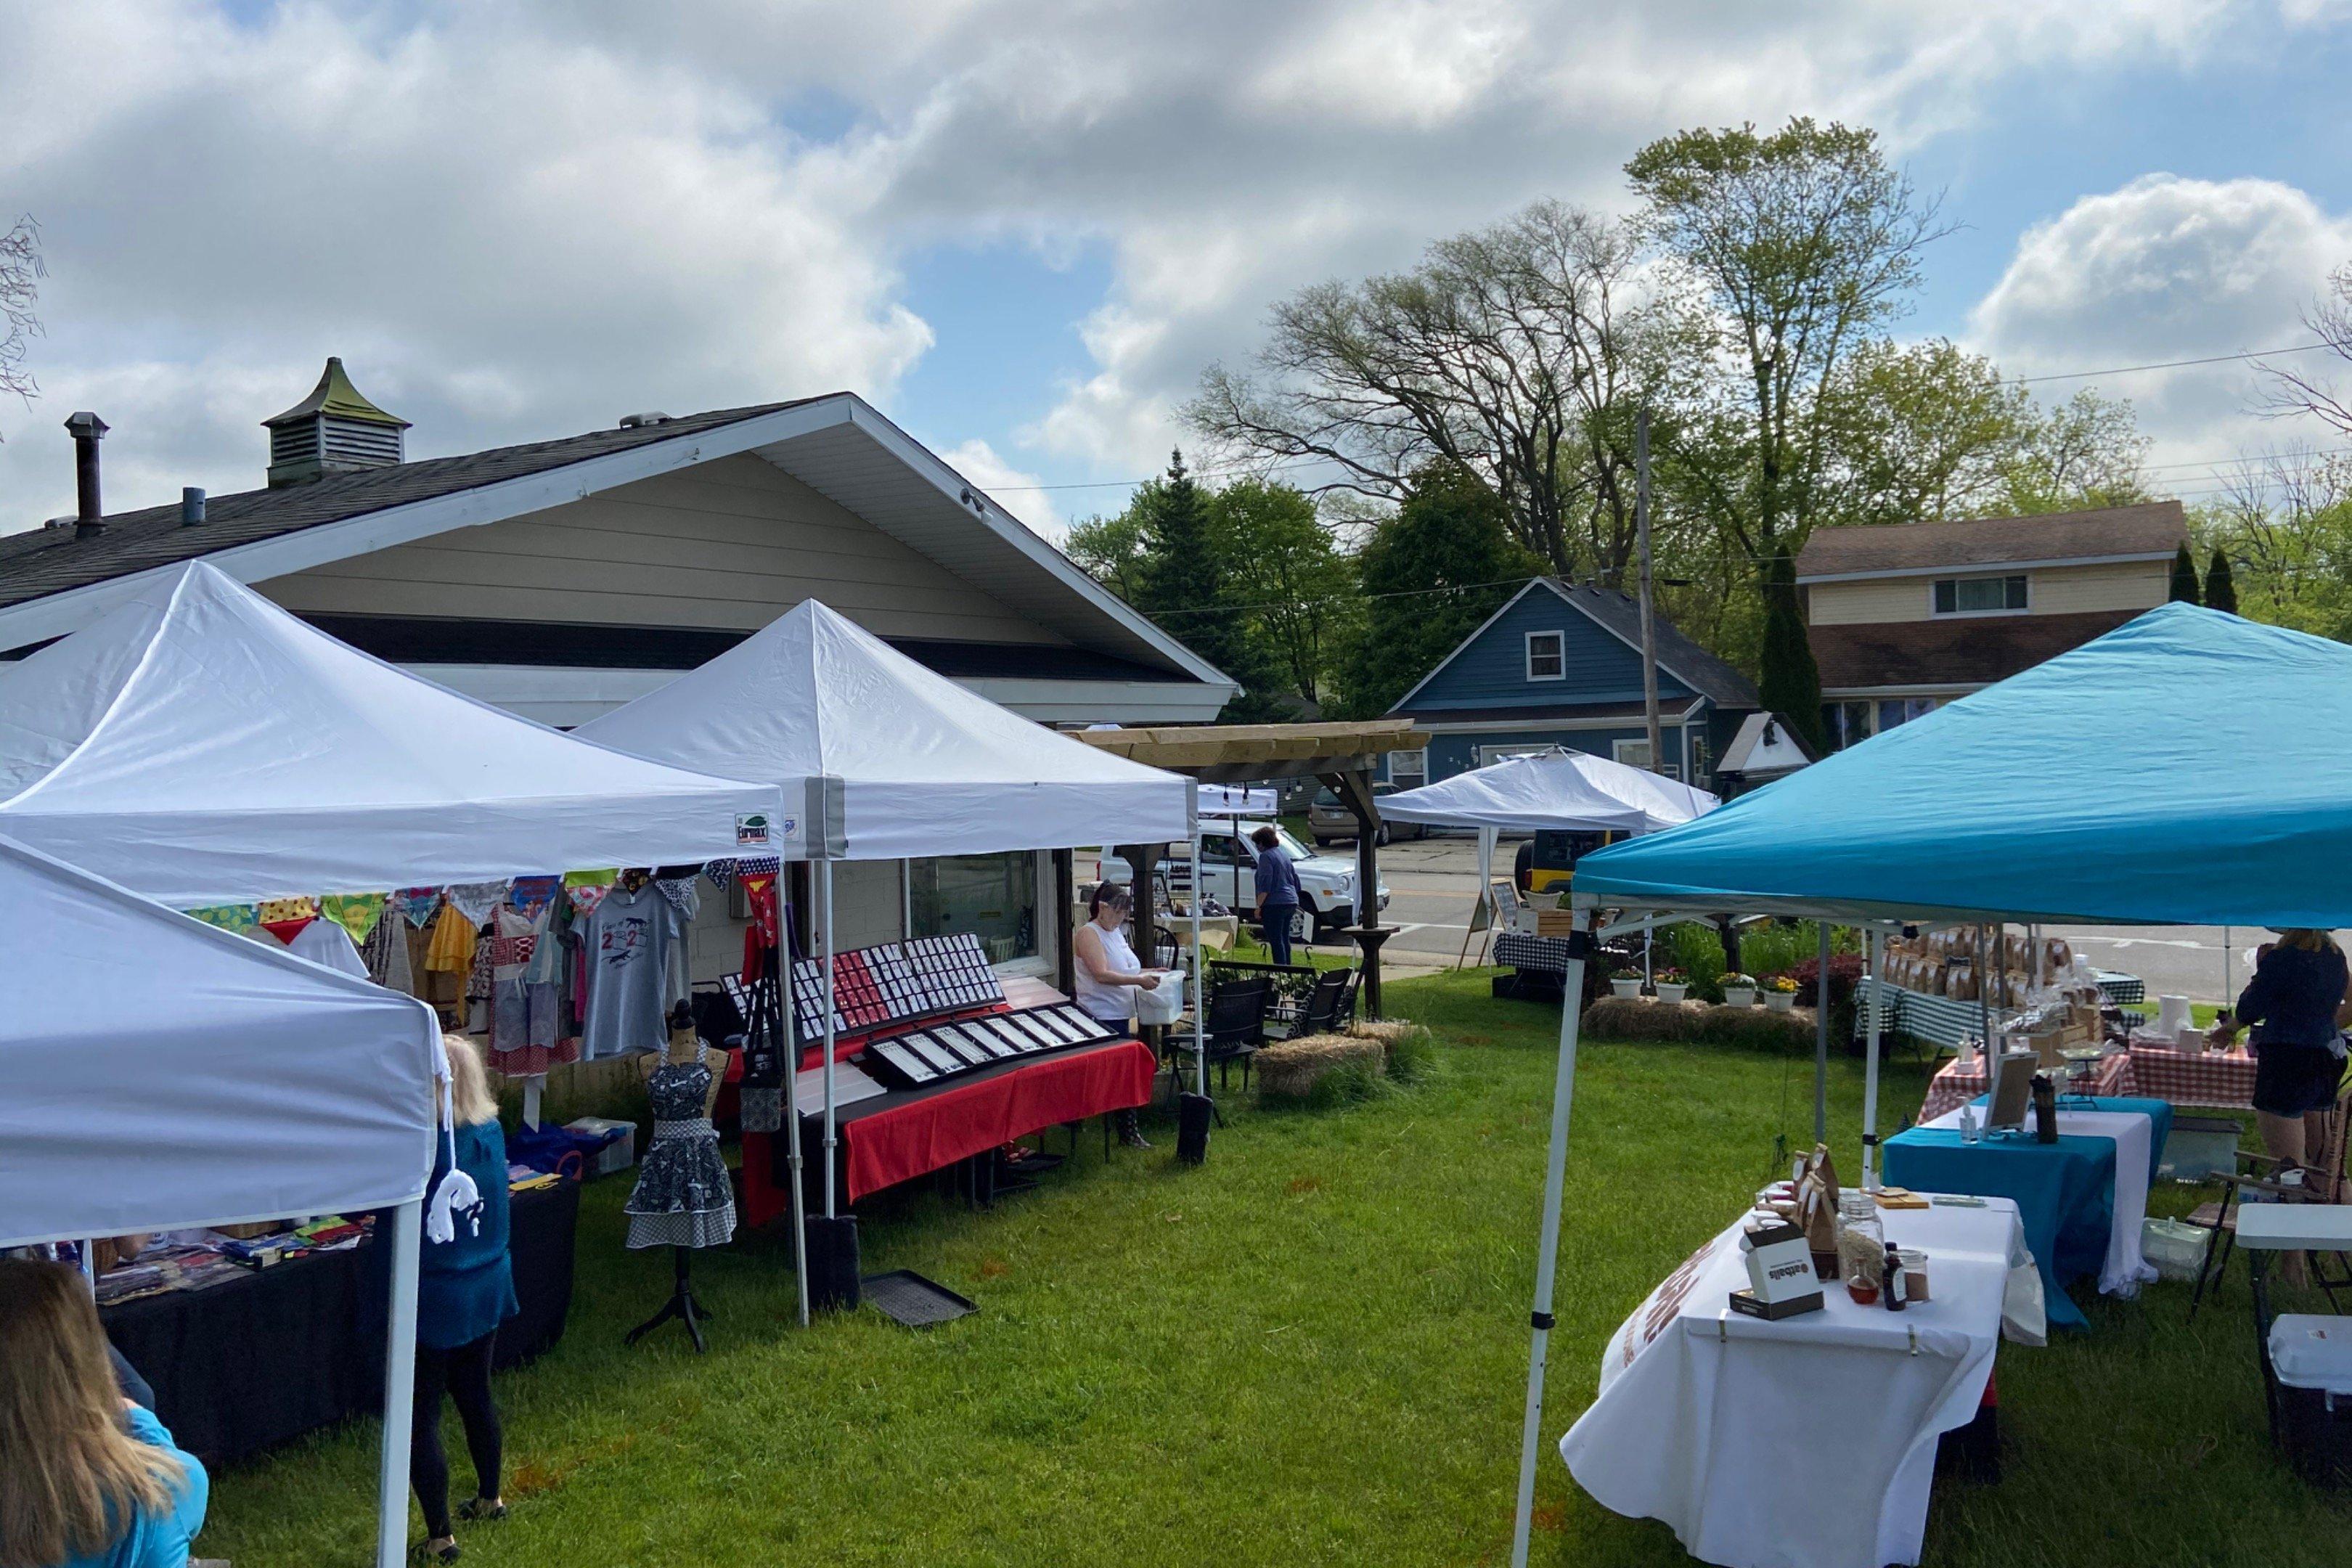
[2013,340,2330,385]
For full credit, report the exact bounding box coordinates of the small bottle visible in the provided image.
[1883,1241,1908,1312]
[1958,1103,1981,1145]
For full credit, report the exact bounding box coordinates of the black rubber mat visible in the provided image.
[862,1269,977,1327]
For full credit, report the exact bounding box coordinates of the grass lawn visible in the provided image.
[200,971,2347,1566]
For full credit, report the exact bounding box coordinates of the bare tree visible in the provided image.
[2257,262,2352,436]
[0,214,43,440]
[2207,443,2352,633]
[1188,201,1662,581]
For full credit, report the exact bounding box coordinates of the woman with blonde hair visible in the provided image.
[2210,928,2352,1173]
[409,1034,518,1564]
[0,1256,208,1567]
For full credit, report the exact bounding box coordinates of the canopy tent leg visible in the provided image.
[1193,821,1208,1100]
[1814,922,1831,1145]
[781,923,809,1328]
[1862,929,1883,1189]
[819,860,838,1220]
[1459,825,1498,970]
[1508,940,1588,1568]
[375,1198,422,1568]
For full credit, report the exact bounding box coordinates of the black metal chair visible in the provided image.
[1168,975,1271,1101]
[1294,967,1360,1038]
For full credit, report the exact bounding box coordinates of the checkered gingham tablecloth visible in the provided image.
[1494,931,1575,975]
[2122,1043,2258,1110]
[1918,1050,2131,1124]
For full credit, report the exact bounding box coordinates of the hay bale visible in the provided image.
[1347,1017,1420,1047]
[1580,995,1705,1041]
[1258,1033,1388,1098]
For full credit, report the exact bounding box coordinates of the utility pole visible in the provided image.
[1636,405,1662,772]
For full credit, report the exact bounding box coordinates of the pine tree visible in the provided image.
[2169,543,2201,604]
[2203,547,2238,615]
[1128,450,1273,717]
[1757,553,1826,753]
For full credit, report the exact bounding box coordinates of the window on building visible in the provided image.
[908,852,1038,965]
[1874,696,1940,733]
[1389,748,1429,789]
[1612,738,1666,775]
[1932,575,2028,616]
[1525,630,1565,680]
[1478,743,1555,767]
[1822,701,1872,751]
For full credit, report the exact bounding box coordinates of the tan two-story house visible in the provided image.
[1797,500,2188,749]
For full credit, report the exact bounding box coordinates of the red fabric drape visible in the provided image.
[839,1041,1155,1202]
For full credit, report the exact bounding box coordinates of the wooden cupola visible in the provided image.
[263,357,411,487]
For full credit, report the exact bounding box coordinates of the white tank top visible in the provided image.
[1076,920,1142,1022]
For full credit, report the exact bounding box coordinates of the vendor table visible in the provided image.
[1885,1097,2170,1331]
[785,1036,1156,1209]
[1560,1196,2041,1568]
[1919,1050,2130,1124]
[102,1180,579,1469]
[2123,1042,2258,1109]
[1493,930,1573,974]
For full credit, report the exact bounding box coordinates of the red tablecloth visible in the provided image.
[1919,1051,2129,1124]
[836,1040,1154,1201]
[2123,1042,2257,1109]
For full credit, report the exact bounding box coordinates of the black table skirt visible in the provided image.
[103,1180,579,1469]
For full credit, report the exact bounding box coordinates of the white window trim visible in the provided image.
[1929,574,2030,618]
[1612,738,1654,769]
[1524,629,1567,682]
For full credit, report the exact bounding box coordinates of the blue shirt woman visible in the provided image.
[420,1119,520,1350]
[57,1405,207,1568]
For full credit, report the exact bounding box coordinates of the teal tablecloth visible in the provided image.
[1882,1096,2172,1330]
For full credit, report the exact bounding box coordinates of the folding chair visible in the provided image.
[1168,975,1271,1101]
[2188,1072,2352,1319]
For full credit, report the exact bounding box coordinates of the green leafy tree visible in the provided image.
[2169,543,2201,604]
[1122,451,1278,718]
[1063,509,1152,605]
[1341,462,1541,716]
[1209,479,1358,708]
[2197,450,2352,636]
[2202,547,2238,615]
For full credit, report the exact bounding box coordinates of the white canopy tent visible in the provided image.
[1196,783,1279,817]
[578,599,1200,1318]
[0,834,442,1568]
[0,563,785,1568]
[0,563,786,904]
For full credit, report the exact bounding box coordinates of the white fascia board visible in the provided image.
[843,401,1236,692]
[1795,552,2176,587]
[0,399,861,651]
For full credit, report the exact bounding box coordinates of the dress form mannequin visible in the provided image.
[624,1001,735,1352]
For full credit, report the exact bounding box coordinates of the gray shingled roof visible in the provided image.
[0,399,820,611]
[1547,579,1761,709]
[1794,501,2186,581]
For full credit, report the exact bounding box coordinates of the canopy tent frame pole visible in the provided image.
[1460,825,1499,971]
[1193,819,1208,1099]
[1508,936,1588,1568]
[820,859,838,1220]
[374,1198,422,1568]
[1862,928,1884,1189]
[1814,922,1831,1145]
[781,919,810,1327]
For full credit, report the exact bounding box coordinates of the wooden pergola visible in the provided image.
[1073,719,1430,1017]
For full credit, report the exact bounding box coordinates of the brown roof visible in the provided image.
[1810,609,2147,692]
[1794,501,2186,581]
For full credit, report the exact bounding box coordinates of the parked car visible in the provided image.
[1308,782,1427,846]
[1097,820,1389,940]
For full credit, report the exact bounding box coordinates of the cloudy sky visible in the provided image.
[3,0,2348,537]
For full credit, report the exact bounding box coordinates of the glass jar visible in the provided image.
[1837,1192,1885,1304]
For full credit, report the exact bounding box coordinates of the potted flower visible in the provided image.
[1609,970,1643,1000]
[1763,975,1800,1012]
[1720,972,1757,1008]
[1654,966,1689,1004]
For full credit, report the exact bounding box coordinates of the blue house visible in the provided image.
[1382,578,1759,791]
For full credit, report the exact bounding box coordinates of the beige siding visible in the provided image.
[1808,559,2169,626]
[260,454,1066,646]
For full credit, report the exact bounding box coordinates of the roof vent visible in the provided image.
[65,411,107,539]
[181,486,207,526]
[263,358,409,487]
[618,411,674,429]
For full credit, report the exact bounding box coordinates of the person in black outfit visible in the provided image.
[2208,928,2352,1174]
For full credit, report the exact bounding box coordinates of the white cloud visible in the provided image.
[0,0,2303,522]
[1968,174,2352,481]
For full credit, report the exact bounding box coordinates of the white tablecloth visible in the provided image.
[1559,1198,2040,1568]
[1920,1103,2157,1298]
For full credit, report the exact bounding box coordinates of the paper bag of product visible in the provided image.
[1794,1143,1841,1273]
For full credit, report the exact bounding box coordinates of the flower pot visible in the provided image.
[1763,992,1795,1013]
[1609,978,1642,999]
[1721,987,1757,1008]
[1656,983,1689,1003]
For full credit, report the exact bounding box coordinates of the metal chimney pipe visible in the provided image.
[181,486,207,526]
[65,412,108,539]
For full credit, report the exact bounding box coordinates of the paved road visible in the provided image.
[1332,831,2255,1001]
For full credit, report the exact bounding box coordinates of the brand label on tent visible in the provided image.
[738,812,778,848]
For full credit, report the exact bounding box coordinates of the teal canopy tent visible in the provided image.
[1505,604,2347,1565]
[1569,603,2352,928]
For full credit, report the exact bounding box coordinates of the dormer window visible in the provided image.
[1525,630,1565,680]
[1932,575,2028,616]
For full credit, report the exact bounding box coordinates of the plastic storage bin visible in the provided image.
[2141,1217,2208,1282]
[2270,1314,2352,1486]
[565,1116,637,1178]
